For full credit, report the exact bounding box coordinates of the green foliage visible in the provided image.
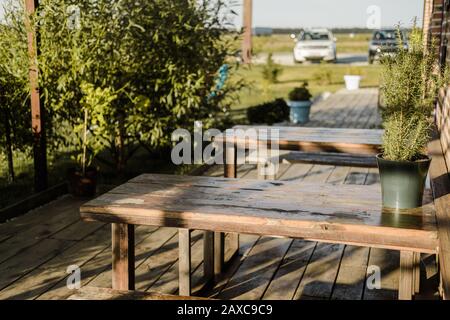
[382,114,431,161]
[346,66,363,76]
[313,65,332,85]
[0,1,33,180]
[262,53,283,84]
[380,25,446,161]
[1,0,244,174]
[246,98,289,125]
[288,82,312,101]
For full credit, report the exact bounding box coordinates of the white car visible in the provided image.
[293,29,337,63]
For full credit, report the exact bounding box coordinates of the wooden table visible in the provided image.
[214,126,384,272]
[80,174,438,300]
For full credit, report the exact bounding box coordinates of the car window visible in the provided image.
[301,32,330,41]
[373,30,402,41]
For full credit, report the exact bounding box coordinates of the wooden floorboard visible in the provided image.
[0,88,440,300]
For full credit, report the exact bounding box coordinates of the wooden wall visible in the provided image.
[435,0,450,170]
[426,0,450,170]
[437,88,450,170]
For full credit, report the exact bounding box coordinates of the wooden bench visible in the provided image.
[215,126,383,179]
[80,174,438,300]
[68,286,209,300]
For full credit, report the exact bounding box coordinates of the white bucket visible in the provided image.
[344,75,361,90]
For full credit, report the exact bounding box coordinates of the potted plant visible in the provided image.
[67,108,98,197]
[287,82,312,124]
[344,67,362,90]
[67,83,113,197]
[377,26,446,209]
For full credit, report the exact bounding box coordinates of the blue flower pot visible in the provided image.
[287,100,312,124]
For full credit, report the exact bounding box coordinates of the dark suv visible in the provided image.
[368,29,408,64]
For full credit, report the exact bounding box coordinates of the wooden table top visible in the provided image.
[80,174,438,253]
[214,126,384,154]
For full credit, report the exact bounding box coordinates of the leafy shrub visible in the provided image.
[382,114,431,161]
[313,68,332,85]
[0,2,33,182]
[288,82,312,101]
[380,25,446,161]
[0,0,244,174]
[345,66,363,76]
[247,99,289,125]
[262,53,283,84]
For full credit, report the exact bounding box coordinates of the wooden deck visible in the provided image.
[0,89,440,300]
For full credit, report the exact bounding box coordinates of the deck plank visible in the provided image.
[33,225,156,300]
[331,167,371,300]
[262,160,339,300]
[217,237,292,300]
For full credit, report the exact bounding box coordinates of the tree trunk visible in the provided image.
[116,112,127,176]
[3,109,15,183]
[26,0,48,192]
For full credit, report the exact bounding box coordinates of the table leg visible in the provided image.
[203,231,214,284]
[112,223,135,290]
[228,233,240,261]
[211,142,239,277]
[179,229,191,296]
[413,252,421,294]
[399,250,414,300]
[214,232,225,278]
[224,141,237,179]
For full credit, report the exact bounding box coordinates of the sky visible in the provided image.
[229,0,424,29]
[0,0,424,29]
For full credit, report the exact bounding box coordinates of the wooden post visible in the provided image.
[242,0,253,64]
[112,223,135,290]
[179,229,191,296]
[214,142,240,278]
[2,108,15,182]
[413,252,421,294]
[399,250,414,300]
[203,231,214,284]
[25,0,48,192]
[214,231,225,278]
[422,0,433,48]
[224,142,237,179]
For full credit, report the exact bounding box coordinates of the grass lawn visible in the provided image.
[253,33,372,55]
[232,63,381,110]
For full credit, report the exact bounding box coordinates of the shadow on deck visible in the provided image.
[0,89,440,300]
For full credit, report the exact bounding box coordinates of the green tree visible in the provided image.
[37,0,243,173]
[0,1,32,182]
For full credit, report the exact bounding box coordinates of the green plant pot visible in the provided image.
[287,100,312,124]
[376,154,431,209]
